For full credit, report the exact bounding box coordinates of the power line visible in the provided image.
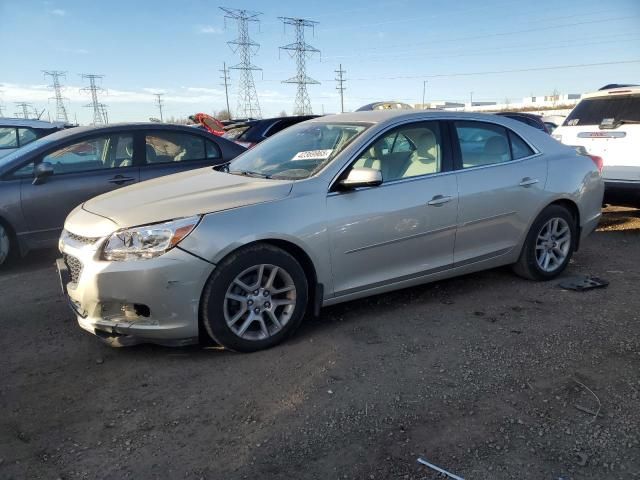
[80,74,107,125]
[220,61,231,116]
[279,16,320,116]
[43,70,69,123]
[220,7,262,119]
[154,93,164,122]
[323,15,638,60]
[335,64,346,113]
[338,59,640,82]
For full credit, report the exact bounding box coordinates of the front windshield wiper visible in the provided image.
[228,170,272,179]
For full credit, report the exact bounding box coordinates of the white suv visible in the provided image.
[553,85,640,206]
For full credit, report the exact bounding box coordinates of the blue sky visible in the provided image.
[1,0,639,123]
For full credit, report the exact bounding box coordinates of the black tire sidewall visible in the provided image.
[201,245,308,352]
[0,224,11,267]
[521,205,576,280]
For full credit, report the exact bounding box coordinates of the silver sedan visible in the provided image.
[57,111,604,352]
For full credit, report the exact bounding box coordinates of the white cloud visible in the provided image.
[142,88,166,94]
[185,87,223,95]
[50,8,66,16]
[196,25,223,34]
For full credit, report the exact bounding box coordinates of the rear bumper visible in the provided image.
[603,180,640,206]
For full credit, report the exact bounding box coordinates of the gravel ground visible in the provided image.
[1,207,639,480]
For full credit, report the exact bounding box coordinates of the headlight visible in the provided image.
[102,216,200,261]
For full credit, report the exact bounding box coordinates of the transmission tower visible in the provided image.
[220,62,231,117]
[43,70,69,123]
[279,17,320,116]
[154,93,164,122]
[220,7,262,119]
[80,74,107,125]
[14,102,34,119]
[335,64,346,113]
[100,104,109,124]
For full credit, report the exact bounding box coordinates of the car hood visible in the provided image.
[81,167,293,228]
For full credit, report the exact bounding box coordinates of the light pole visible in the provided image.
[422,80,427,109]
[469,91,474,108]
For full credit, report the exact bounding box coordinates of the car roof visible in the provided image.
[582,85,640,99]
[311,110,537,126]
[0,118,67,128]
[496,112,542,119]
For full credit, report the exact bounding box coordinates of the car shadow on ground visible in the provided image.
[0,248,59,277]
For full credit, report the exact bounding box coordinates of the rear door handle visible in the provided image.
[427,194,453,206]
[108,175,135,185]
[519,177,539,187]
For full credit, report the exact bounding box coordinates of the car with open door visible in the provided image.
[0,123,245,266]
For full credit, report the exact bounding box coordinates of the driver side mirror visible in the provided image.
[339,167,383,189]
[32,162,54,185]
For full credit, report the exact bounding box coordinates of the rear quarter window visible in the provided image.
[564,95,640,126]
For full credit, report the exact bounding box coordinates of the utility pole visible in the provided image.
[469,91,474,107]
[335,64,346,113]
[220,62,231,118]
[279,17,321,116]
[220,7,262,119]
[154,93,164,122]
[43,70,70,123]
[80,74,107,125]
[422,80,427,109]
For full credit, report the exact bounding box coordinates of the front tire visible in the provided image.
[200,243,309,352]
[513,205,576,281]
[0,223,12,268]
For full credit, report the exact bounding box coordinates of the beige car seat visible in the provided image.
[402,130,439,177]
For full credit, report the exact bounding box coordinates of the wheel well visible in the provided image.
[548,199,581,250]
[198,239,320,344]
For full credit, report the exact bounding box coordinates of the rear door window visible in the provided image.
[17,128,38,146]
[455,122,512,168]
[145,132,206,164]
[564,95,640,126]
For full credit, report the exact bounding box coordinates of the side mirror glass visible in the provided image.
[339,167,383,189]
[33,162,54,185]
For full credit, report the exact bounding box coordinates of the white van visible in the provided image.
[553,85,640,205]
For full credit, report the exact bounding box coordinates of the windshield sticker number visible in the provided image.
[291,149,333,161]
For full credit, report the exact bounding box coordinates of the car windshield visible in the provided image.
[228,122,370,180]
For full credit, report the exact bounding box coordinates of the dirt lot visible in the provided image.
[1,207,639,480]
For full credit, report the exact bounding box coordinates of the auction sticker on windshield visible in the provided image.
[291,149,333,161]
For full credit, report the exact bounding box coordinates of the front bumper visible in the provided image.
[57,237,214,347]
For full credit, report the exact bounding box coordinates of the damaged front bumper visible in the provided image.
[57,235,214,347]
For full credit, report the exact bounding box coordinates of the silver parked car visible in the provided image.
[57,111,604,352]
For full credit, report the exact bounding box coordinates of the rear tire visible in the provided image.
[513,205,576,281]
[200,243,308,352]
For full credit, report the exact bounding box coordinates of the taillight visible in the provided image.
[589,155,603,173]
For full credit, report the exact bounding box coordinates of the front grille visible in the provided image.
[63,230,99,246]
[63,254,83,284]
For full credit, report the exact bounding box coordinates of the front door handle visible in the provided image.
[108,175,135,185]
[519,177,539,187]
[427,194,453,206]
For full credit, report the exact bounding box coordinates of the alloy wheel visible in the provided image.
[535,217,571,273]
[223,264,297,341]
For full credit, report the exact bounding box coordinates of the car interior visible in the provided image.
[353,127,441,182]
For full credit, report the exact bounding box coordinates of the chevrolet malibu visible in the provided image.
[58,111,604,352]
